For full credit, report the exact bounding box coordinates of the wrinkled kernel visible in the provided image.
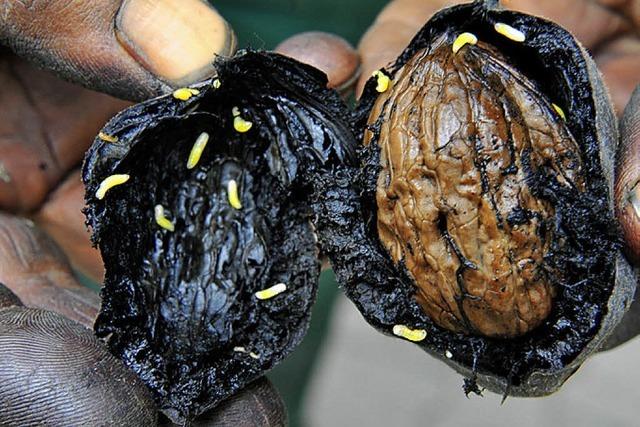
[368,39,585,338]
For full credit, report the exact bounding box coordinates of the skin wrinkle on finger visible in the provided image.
[0,307,157,425]
[116,0,235,85]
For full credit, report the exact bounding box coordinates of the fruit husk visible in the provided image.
[83,51,355,422]
[314,0,638,397]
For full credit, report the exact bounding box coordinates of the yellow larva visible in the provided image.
[552,103,566,121]
[154,204,175,232]
[255,283,287,300]
[172,87,200,101]
[213,79,222,89]
[494,22,526,42]
[95,174,130,200]
[227,179,242,209]
[372,70,391,93]
[98,132,118,143]
[232,106,253,133]
[452,32,478,54]
[392,325,427,342]
[187,132,210,169]
[233,346,260,359]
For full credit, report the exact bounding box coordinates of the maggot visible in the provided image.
[98,132,119,143]
[232,107,253,133]
[552,103,567,121]
[372,70,391,93]
[452,32,478,54]
[392,325,427,342]
[187,132,210,169]
[255,283,287,300]
[494,22,526,42]
[173,88,200,101]
[227,179,242,209]
[95,174,130,200]
[154,204,175,232]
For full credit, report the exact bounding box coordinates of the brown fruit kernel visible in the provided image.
[366,37,585,338]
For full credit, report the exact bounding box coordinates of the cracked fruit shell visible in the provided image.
[314,0,638,396]
[83,52,356,423]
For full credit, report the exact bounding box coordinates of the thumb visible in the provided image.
[0,0,236,101]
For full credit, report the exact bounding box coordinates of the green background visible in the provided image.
[214,1,387,425]
[215,0,388,48]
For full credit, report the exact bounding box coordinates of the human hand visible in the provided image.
[0,0,290,424]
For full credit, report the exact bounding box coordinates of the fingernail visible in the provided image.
[116,0,236,85]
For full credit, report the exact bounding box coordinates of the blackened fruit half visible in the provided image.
[83,52,355,423]
[315,0,638,396]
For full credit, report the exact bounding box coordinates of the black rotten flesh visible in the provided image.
[82,52,355,422]
[313,0,637,396]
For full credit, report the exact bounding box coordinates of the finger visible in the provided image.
[0,303,157,425]
[0,54,130,213]
[275,32,360,96]
[0,212,99,327]
[505,0,630,49]
[0,0,236,101]
[615,85,640,261]
[597,0,640,28]
[36,170,104,283]
[595,35,640,115]
[183,378,286,427]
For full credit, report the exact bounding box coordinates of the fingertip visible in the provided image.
[116,0,236,89]
[0,0,236,101]
[185,377,287,427]
[275,32,360,95]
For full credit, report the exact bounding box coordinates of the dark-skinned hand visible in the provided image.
[0,0,362,425]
